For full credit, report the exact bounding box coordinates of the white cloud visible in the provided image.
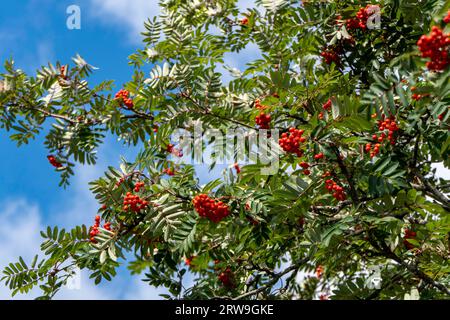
[122,277,169,300]
[89,0,160,43]
[0,199,42,299]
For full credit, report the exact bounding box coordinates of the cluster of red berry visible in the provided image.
[254,99,267,110]
[233,163,241,174]
[47,155,63,168]
[123,192,148,212]
[134,181,145,192]
[166,143,183,157]
[377,117,399,143]
[300,161,310,175]
[255,112,271,129]
[365,117,400,158]
[279,128,307,157]
[321,48,340,65]
[240,17,248,26]
[89,215,101,243]
[314,152,324,160]
[346,5,378,30]
[114,89,134,109]
[163,168,175,176]
[192,194,230,223]
[89,216,111,243]
[318,112,324,120]
[411,90,430,101]
[417,26,450,71]
[365,142,382,158]
[444,10,450,24]
[325,179,346,201]
[403,229,417,250]
[322,99,332,111]
[218,267,235,288]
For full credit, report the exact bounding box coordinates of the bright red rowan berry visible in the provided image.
[300,162,309,169]
[193,194,230,223]
[322,99,332,111]
[314,153,324,160]
[417,26,450,71]
[47,155,63,168]
[163,168,175,176]
[279,128,307,157]
[255,112,271,129]
[123,192,148,213]
[444,10,450,24]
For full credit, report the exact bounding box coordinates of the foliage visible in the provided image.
[0,0,449,300]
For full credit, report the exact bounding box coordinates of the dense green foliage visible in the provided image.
[0,0,449,300]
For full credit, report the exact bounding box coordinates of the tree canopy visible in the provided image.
[0,0,449,300]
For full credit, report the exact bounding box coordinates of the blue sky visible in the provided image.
[0,0,261,300]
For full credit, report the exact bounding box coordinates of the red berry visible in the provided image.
[255,112,271,129]
[193,194,230,223]
[417,26,450,71]
[322,99,332,111]
[314,153,324,160]
[444,10,450,24]
[123,192,148,213]
[278,128,306,157]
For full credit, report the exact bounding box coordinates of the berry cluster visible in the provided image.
[89,216,111,243]
[365,117,400,158]
[114,89,134,109]
[233,163,241,174]
[255,112,271,129]
[240,17,248,26]
[279,128,306,157]
[314,152,324,160]
[163,168,175,176]
[254,99,267,110]
[134,181,145,192]
[325,179,346,201]
[123,192,148,212]
[322,99,332,111]
[300,161,310,175]
[321,48,340,65]
[47,155,63,168]
[444,10,450,24]
[89,215,101,243]
[193,194,230,223]
[218,267,235,288]
[365,142,382,158]
[417,26,450,71]
[346,5,378,31]
[403,229,417,250]
[377,117,399,142]
[166,143,183,157]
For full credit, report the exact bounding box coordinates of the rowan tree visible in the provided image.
[0,0,449,300]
